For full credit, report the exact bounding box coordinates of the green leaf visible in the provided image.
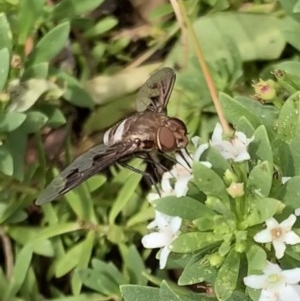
[219,93,261,129]
[170,13,285,64]
[55,241,84,277]
[282,16,300,52]
[290,134,300,175]
[39,105,66,127]
[215,249,240,301]
[242,198,282,228]
[235,96,278,129]
[0,13,12,51]
[84,16,118,37]
[22,62,49,80]
[249,125,273,165]
[0,267,8,298]
[0,48,9,91]
[92,259,128,283]
[160,282,182,301]
[92,259,128,285]
[277,92,300,143]
[34,222,81,240]
[247,161,272,197]
[86,174,106,192]
[171,232,222,253]
[7,227,54,256]
[153,196,215,220]
[57,72,94,108]
[236,116,255,136]
[6,130,27,180]
[245,245,267,301]
[5,244,33,299]
[51,0,105,20]
[282,176,300,208]
[27,22,70,64]
[246,245,267,273]
[17,0,45,44]
[62,180,97,222]
[8,79,63,112]
[0,145,13,176]
[21,111,48,133]
[193,215,215,231]
[179,255,217,285]
[79,268,120,295]
[204,146,231,177]
[192,162,229,202]
[71,231,96,295]
[123,245,146,285]
[109,170,143,224]
[121,285,159,301]
[0,112,26,132]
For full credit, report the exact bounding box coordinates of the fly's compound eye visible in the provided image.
[157,126,176,152]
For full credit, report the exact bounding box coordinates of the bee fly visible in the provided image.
[36,67,188,205]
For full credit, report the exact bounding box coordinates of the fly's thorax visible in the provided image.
[156,117,188,152]
[103,112,159,146]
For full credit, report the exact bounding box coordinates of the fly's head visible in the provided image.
[156,117,188,152]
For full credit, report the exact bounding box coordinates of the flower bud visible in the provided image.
[234,242,246,253]
[226,182,244,198]
[224,169,238,185]
[253,79,277,102]
[209,253,224,267]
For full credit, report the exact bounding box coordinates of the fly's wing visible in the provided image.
[36,141,138,205]
[136,67,176,114]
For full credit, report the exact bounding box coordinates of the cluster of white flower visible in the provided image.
[141,122,300,301]
[141,122,253,269]
[244,261,300,301]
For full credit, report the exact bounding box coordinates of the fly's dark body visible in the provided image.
[36,67,188,205]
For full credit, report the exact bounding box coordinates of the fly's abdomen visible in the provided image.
[103,119,127,146]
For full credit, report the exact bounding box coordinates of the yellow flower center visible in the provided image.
[271,227,282,239]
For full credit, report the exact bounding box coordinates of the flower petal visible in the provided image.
[282,177,291,184]
[244,275,267,289]
[280,214,296,229]
[234,150,251,162]
[273,240,286,259]
[141,232,169,248]
[147,192,160,202]
[278,283,300,301]
[282,268,300,284]
[258,289,276,301]
[284,231,300,245]
[175,175,192,197]
[295,208,300,216]
[266,218,279,229]
[211,123,223,144]
[254,229,272,243]
[169,216,182,233]
[263,261,282,275]
[193,143,209,161]
[159,246,170,269]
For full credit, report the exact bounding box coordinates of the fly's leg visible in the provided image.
[118,162,161,197]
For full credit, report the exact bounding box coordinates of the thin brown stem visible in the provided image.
[174,0,231,134]
[0,227,13,280]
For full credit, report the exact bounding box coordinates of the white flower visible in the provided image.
[281,177,291,184]
[147,138,211,200]
[210,123,253,162]
[141,213,182,269]
[244,261,300,301]
[254,214,300,259]
[164,139,211,197]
